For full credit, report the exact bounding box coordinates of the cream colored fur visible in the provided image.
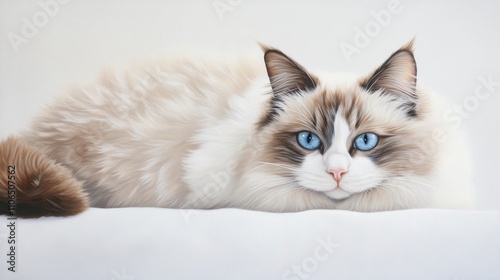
[17,47,474,213]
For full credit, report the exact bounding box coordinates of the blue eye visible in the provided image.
[354,133,379,151]
[297,131,321,150]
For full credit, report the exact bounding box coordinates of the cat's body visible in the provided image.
[0,43,475,217]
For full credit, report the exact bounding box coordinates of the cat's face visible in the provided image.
[251,43,437,211]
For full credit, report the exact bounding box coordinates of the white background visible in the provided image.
[0,0,499,210]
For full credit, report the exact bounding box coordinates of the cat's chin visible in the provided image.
[324,188,353,200]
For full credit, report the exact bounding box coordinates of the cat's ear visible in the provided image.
[361,41,417,117]
[263,46,317,96]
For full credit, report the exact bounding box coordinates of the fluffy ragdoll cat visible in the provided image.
[0,42,474,217]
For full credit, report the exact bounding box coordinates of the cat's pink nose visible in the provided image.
[328,169,347,183]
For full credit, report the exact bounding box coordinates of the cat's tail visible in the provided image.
[0,136,88,218]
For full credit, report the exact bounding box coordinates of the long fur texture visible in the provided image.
[0,136,88,217]
[0,43,474,217]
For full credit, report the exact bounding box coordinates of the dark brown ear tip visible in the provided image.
[394,49,417,72]
[258,42,272,52]
[258,42,282,55]
[401,37,416,51]
[397,49,415,56]
[263,49,286,63]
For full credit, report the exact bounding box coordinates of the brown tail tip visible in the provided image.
[0,136,89,218]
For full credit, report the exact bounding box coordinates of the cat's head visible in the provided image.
[246,42,438,211]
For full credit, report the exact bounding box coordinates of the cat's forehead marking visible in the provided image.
[315,87,363,135]
[330,108,351,155]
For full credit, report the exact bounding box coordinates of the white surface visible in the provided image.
[0,208,499,280]
[1,1,499,210]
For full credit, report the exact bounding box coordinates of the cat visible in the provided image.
[0,41,475,218]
